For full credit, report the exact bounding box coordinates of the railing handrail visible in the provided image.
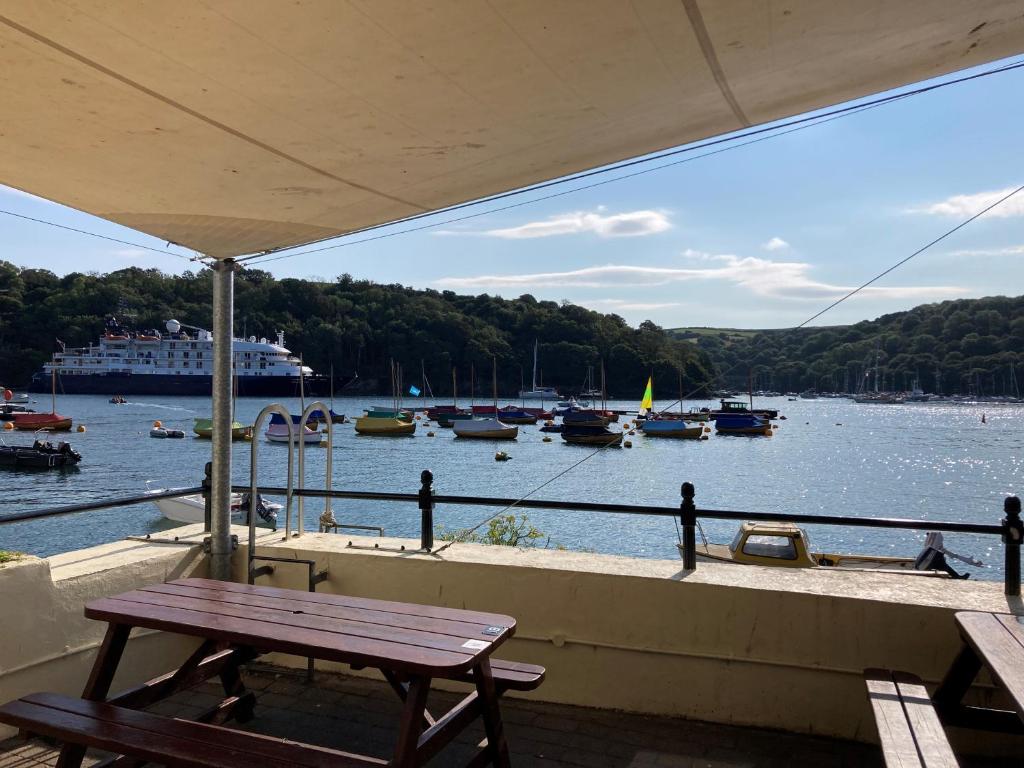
[2,476,1018,596]
[0,486,204,525]
[228,484,1004,536]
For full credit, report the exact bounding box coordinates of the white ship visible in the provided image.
[30,318,327,397]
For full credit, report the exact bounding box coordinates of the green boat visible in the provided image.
[193,417,253,440]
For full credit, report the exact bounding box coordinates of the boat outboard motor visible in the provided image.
[913,546,968,579]
[239,492,278,526]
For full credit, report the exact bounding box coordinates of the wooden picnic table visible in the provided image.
[934,610,1024,734]
[52,577,524,767]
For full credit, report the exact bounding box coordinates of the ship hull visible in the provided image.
[30,372,337,397]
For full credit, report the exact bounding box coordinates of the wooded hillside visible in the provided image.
[0,262,713,397]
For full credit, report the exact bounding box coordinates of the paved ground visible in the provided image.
[0,663,981,767]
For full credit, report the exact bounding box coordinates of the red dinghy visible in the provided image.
[13,412,73,431]
[14,370,72,430]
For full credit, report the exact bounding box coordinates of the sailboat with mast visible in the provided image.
[517,340,560,401]
[640,373,710,439]
[13,369,72,431]
[454,358,518,439]
[355,362,416,435]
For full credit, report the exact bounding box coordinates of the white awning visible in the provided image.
[1,1,1022,259]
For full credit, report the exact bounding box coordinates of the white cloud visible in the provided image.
[910,187,1024,218]
[762,237,789,251]
[435,253,966,302]
[584,299,682,311]
[947,245,1024,257]
[437,209,672,239]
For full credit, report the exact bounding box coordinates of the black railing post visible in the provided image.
[680,482,696,570]
[419,469,434,552]
[1003,495,1022,596]
[203,462,213,534]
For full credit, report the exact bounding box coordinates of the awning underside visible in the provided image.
[1,1,1023,259]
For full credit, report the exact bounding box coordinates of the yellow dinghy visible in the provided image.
[354,415,416,435]
[681,522,971,577]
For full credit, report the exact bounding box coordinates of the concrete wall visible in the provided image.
[0,525,1019,750]
[0,537,208,739]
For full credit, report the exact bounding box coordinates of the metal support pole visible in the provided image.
[209,258,237,581]
[680,482,696,570]
[1003,495,1022,596]
[202,461,212,534]
[419,470,434,552]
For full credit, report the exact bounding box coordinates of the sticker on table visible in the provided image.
[482,626,505,636]
[462,639,490,650]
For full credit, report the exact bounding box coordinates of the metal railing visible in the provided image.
[235,471,1022,596]
[2,469,1020,595]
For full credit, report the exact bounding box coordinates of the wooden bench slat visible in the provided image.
[864,669,959,768]
[468,660,545,691]
[892,673,959,768]
[87,596,477,675]
[145,582,500,638]
[166,577,516,628]
[111,589,494,657]
[865,670,925,768]
[1,693,385,768]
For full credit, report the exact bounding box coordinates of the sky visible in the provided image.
[3,57,1024,330]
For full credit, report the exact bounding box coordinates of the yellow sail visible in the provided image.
[639,376,653,414]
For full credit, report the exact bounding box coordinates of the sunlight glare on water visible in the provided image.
[0,395,1019,581]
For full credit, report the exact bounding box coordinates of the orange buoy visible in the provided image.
[3,421,13,430]
[153,420,162,428]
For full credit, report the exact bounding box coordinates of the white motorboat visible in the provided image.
[265,422,323,443]
[147,485,281,526]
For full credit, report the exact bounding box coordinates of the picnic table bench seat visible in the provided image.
[864,668,959,768]
[0,692,386,768]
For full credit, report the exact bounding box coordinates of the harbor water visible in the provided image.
[0,395,1019,581]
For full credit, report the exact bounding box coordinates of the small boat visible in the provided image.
[309,408,346,424]
[714,413,772,436]
[453,417,518,440]
[497,407,538,425]
[2,390,30,404]
[150,427,186,439]
[265,421,323,443]
[455,358,519,440]
[436,411,474,428]
[641,420,709,439]
[354,415,416,435]
[147,486,280,526]
[12,412,73,431]
[109,395,127,404]
[709,399,779,420]
[683,523,973,577]
[518,340,561,401]
[0,404,35,421]
[13,370,71,431]
[562,409,609,427]
[0,438,81,469]
[560,425,622,446]
[192,418,253,440]
[365,407,414,422]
